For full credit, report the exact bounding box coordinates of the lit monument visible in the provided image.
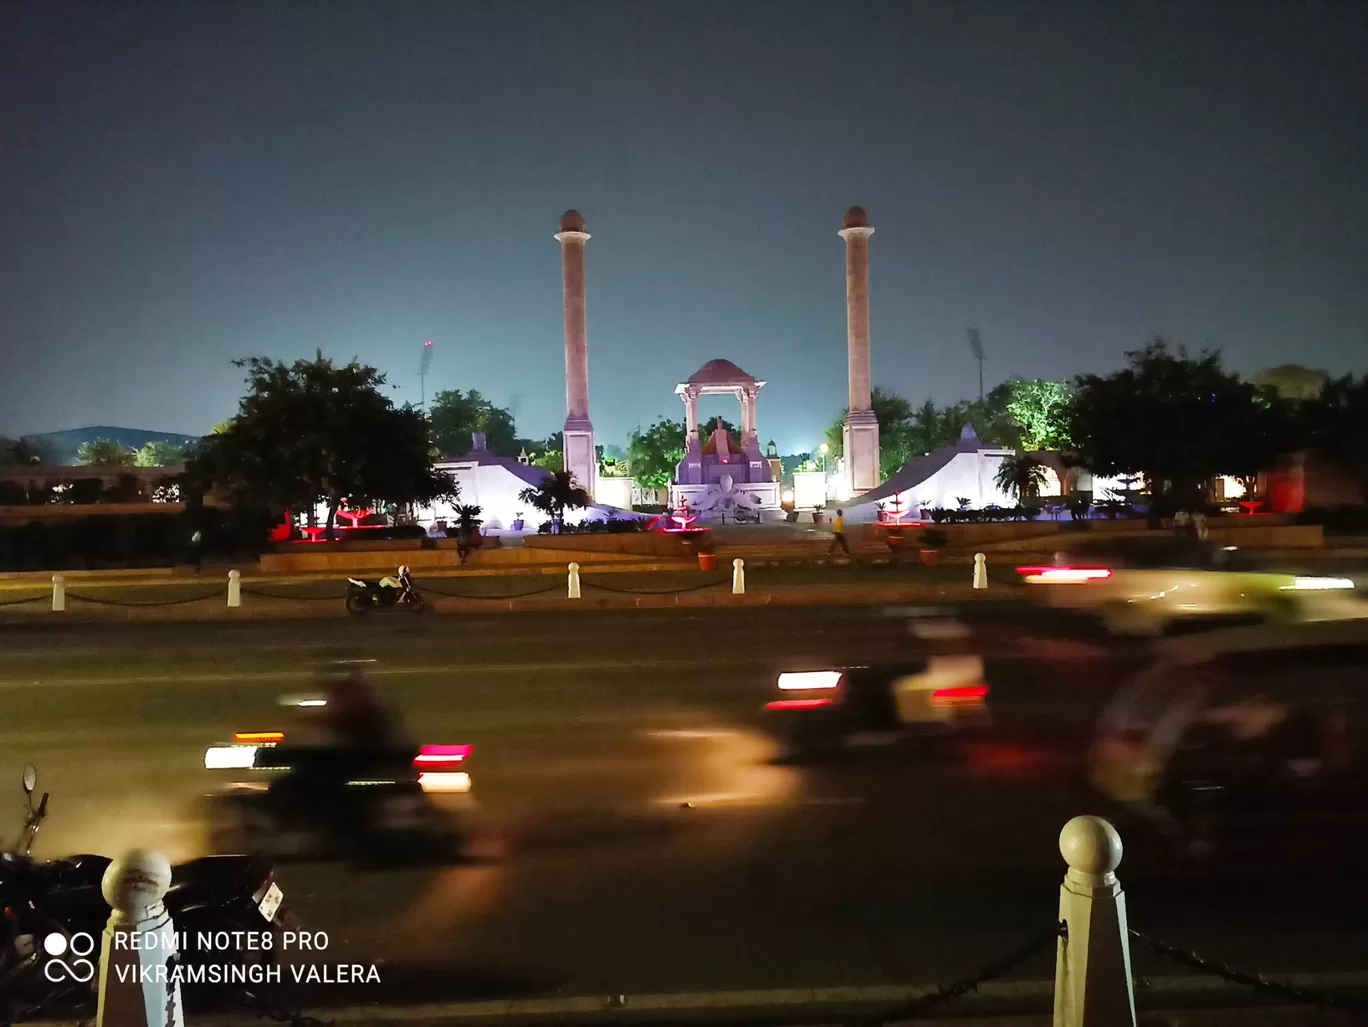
[555,209,596,500]
[839,205,880,494]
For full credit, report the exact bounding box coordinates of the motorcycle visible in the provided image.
[202,722,471,866]
[345,565,425,616]
[0,765,292,1020]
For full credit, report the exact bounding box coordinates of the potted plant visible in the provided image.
[785,509,799,523]
[510,510,525,532]
[918,528,949,566]
[811,505,824,524]
[694,531,717,571]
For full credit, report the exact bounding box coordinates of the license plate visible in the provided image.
[258,882,283,922]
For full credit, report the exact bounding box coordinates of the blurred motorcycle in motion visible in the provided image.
[345,565,426,616]
[201,671,470,865]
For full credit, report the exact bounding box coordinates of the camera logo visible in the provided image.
[43,932,96,983]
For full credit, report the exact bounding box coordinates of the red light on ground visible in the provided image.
[1016,566,1112,583]
[764,698,835,711]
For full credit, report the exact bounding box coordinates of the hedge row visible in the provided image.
[0,509,271,571]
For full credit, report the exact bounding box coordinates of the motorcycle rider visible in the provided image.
[267,667,416,837]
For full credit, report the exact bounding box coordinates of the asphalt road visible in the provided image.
[3,606,1365,1012]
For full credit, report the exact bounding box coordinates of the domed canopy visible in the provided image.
[686,359,758,387]
[559,209,587,233]
[843,206,870,229]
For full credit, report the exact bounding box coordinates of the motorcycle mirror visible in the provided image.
[21,764,35,794]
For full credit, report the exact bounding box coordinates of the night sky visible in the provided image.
[3,1,1365,453]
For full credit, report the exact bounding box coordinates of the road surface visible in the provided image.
[2,606,1364,1011]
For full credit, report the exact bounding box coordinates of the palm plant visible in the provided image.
[994,453,1048,502]
[518,470,590,531]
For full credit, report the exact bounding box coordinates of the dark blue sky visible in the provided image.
[3,0,1365,453]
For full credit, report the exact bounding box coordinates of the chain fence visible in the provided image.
[581,575,730,595]
[1129,927,1368,1014]
[64,588,225,607]
[0,593,47,608]
[417,580,562,600]
[240,586,344,602]
[855,921,1066,1025]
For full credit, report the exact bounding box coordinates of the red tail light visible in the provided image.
[765,698,835,711]
[1016,566,1112,583]
[930,684,989,708]
[233,731,284,744]
[414,744,472,769]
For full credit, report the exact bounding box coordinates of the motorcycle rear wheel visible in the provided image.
[345,592,372,616]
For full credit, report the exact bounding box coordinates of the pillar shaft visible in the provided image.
[556,230,591,420]
[840,226,875,413]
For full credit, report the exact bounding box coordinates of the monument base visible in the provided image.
[843,409,881,494]
[563,417,597,500]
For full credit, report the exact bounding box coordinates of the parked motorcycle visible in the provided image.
[0,765,292,1021]
[345,565,426,615]
[202,725,470,866]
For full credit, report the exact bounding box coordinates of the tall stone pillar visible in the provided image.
[555,210,596,499]
[839,206,880,494]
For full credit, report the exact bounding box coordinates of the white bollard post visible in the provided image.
[97,849,184,1027]
[1053,816,1136,1027]
[227,569,241,608]
[973,552,987,589]
[567,562,581,600]
[732,558,745,595]
[51,574,65,612]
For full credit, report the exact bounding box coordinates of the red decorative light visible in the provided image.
[414,744,472,769]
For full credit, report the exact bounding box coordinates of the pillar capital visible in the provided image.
[838,225,875,241]
[555,230,591,244]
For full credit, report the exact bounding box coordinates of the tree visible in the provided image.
[1005,379,1072,450]
[1253,365,1329,402]
[1067,339,1278,502]
[518,469,590,526]
[76,439,136,466]
[1302,374,1368,493]
[627,418,687,489]
[0,436,43,466]
[994,453,1048,502]
[210,419,235,435]
[189,353,456,535]
[429,389,518,457]
[134,441,185,467]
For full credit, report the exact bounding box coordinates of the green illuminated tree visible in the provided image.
[1005,379,1072,450]
[76,439,136,467]
[134,441,185,467]
[627,418,687,489]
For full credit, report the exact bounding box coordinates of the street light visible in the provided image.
[818,442,829,473]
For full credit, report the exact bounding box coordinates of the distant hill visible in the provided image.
[19,426,204,466]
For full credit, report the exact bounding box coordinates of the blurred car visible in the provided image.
[763,652,991,759]
[1017,539,1367,635]
[1090,619,1368,870]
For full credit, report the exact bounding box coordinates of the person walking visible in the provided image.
[828,508,851,556]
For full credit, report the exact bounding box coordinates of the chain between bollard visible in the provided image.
[1128,928,1368,1013]
[581,576,730,595]
[239,587,345,601]
[416,582,561,600]
[237,985,334,1027]
[0,593,47,607]
[64,588,224,607]
[852,921,1066,1025]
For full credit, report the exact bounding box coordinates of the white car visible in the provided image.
[1017,543,1368,635]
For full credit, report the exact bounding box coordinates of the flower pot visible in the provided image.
[511,519,524,532]
[812,513,823,524]
[919,548,940,566]
[886,534,903,549]
[698,552,717,571]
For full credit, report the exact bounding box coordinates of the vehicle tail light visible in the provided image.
[418,772,472,793]
[930,684,989,709]
[777,671,842,690]
[1016,566,1112,583]
[413,744,472,769]
[765,698,835,711]
[232,731,284,744]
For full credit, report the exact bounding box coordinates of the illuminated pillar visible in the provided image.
[839,206,881,494]
[555,210,596,499]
